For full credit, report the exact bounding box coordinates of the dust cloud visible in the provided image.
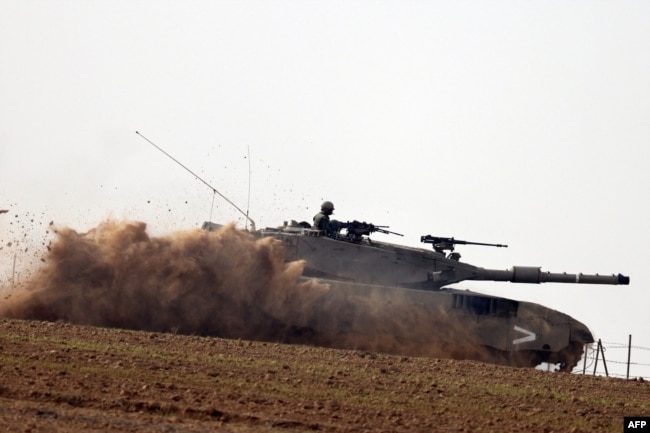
[0,220,328,342]
[0,219,491,363]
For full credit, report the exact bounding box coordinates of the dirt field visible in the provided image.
[0,319,647,433]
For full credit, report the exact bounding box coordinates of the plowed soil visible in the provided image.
[1,319,647,433]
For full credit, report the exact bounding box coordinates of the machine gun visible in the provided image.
[421,235,508,255]
[337,220,404,243]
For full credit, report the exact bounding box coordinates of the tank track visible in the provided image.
[483,342,585,372]
[554,341,585,372]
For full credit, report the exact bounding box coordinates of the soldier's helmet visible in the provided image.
[321,201,335,214]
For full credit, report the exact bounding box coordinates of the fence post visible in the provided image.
[627,334,632,380]
[599,339,609,377]
[593,340,600,376]
[582,343,588,375]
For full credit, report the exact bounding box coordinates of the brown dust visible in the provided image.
[0,221,329,341]
[0,219,489,361]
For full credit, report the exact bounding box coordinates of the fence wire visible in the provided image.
[575,337,650,379]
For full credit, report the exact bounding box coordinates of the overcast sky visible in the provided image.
[1,1,649,376]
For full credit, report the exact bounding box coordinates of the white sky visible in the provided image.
[1,1,649,377]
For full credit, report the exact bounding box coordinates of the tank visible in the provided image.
[202,220,629,372]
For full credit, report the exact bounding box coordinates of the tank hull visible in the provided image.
[285,277,590,371]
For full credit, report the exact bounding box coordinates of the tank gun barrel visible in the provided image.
[477,266,630,285]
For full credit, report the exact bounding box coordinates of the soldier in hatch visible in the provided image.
[313,201,339,236]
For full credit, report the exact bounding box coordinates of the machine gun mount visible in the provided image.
[336,220,404,243]
[421,235,508,258]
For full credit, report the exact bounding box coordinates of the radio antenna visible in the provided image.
[136,131,256,231]
[246,145,251,227]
